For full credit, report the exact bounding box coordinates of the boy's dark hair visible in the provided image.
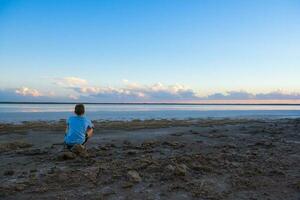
[74,104,85,115]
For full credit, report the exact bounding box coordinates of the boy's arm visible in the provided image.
[86,120,94,138]
[86,127,93,138]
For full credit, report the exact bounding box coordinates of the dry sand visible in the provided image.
[0,118,299,200]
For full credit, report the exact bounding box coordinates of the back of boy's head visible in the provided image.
[75,104,85,115]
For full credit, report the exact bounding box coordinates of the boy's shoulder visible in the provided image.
[67,116,81,123]
[83,116,92,123]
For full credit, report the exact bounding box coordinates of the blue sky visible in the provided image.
[0,0,300,102]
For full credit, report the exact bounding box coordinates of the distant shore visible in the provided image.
[0,118,299,199]
[2,101,300,105]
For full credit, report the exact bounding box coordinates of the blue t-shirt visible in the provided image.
[64,115,94,145]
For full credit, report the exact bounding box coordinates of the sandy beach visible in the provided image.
[0,118,299,200]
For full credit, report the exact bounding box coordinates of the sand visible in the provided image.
[0,118,299,200]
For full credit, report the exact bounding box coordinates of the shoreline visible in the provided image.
[0,118,274,135]
[2,101,300,105]
[0,118,299,199]
[1,115,300,125]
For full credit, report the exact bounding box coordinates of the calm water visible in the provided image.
[1,103,300,123]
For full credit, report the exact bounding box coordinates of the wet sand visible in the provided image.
[0,118,299,200]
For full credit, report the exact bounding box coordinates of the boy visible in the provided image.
[64,104,94,150]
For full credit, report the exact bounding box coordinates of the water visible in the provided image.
[0,103,300,123]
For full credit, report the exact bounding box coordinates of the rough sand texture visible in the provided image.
[0,118,299,200]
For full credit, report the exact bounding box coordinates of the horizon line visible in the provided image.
[1,101,300,106]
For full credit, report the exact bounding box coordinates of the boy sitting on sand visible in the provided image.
[64,104,94,151]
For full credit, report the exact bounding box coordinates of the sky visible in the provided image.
[0,0,300,103]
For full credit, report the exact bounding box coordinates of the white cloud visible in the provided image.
[15,87,42,97]
[29,77,296,102]
[1,81,300,102]
[77,87,101,94]
[205,90,300,100]
[67,80,199,102]
[54,77,88,87]
[68,94,79,100]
